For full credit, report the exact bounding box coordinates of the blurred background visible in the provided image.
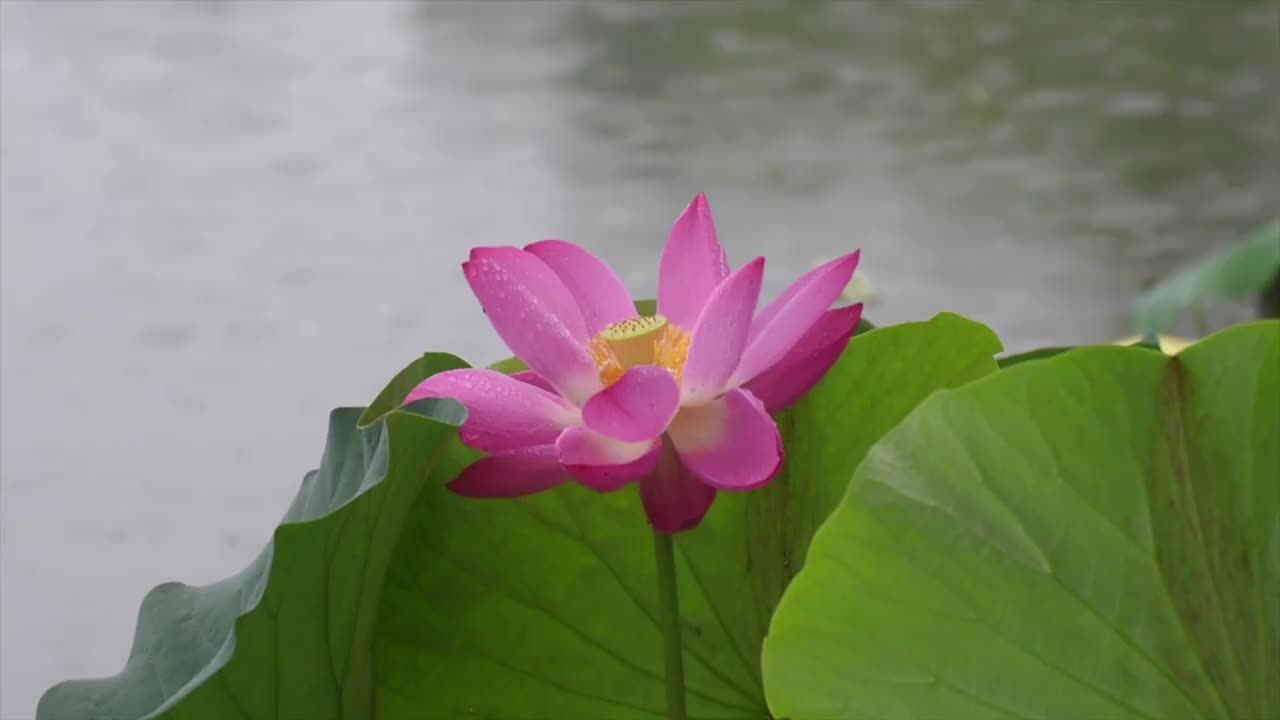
[0,0,1275,714]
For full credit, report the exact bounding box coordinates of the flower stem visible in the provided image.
[653,529,687,720]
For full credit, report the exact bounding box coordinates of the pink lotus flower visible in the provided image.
[406,194,861,532]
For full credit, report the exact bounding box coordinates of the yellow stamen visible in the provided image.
[587,337,626,387]
[588,315,691,387]
[654,324,691,384]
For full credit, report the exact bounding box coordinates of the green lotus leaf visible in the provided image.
[1135,221,1280,333]
[373,312,999,718]
[763,321,1279,719]
[36,354,470,720]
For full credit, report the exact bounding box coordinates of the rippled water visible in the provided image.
[1,1,1274,713]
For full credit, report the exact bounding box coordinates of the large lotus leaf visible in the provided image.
[372,312,1001,718]
[36,354,470,720]
[1135,221,1280,333]
[763,321,1279,719]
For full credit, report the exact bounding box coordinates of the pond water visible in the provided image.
[1,1,1274,713]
